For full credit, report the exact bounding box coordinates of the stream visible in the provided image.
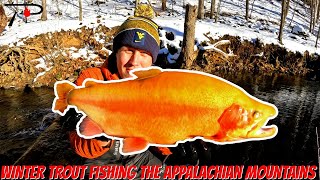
[0,73,319,167]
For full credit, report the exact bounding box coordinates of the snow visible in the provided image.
[33,57,53,82]
[0,19,123,45]
[292,24,306,35]
[1,0,319,65]
[70,47,99,60]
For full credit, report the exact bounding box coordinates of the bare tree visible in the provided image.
[249,0,256,18]
[313,0,318,24]
[55,0,62,16]
[278,0,291,44]
[278,0,286,44]
[198,0,204,19]
[310,0,314,32]
[288,0,297,27]
[41,0,47,21]
[210,0,216,19]
[171,0,174,15]
[316,23,320,47]
[79,0,83,21]
[284,0,290,18]
[317,0,320,23]
[180,4,197,68]
[311,0,317,31]
[215,0,221,22]
[162,0,166,11]
[246,0,249,21]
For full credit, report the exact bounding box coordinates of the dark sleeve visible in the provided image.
[69,131,112,159]
[65,67,111,159]
[61,108,113,159]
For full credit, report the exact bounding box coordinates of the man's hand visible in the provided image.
[165,140,213,165]
[62,108,111,147]
[60,108,81,131]
[94,136,112,148]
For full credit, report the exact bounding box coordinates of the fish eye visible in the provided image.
[253,111,260,119]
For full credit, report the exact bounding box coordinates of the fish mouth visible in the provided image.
[246,119,278,139]
[246,104,278,139]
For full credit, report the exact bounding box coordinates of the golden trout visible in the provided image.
[52,67,278,155]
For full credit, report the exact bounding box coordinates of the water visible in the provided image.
[206,73,320,166]
[0,87,55,164]
[0,73,319,166]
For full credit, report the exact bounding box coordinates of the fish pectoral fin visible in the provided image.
[156,147,172,155]
[79,117,103,137]
[121,137,149,154]
[131,67,162,80]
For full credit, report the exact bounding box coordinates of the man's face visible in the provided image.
[116,46,153,79]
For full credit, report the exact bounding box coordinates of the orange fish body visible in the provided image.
[53,67,278,155]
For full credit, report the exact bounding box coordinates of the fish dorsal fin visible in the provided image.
[84,80,97,87]
[132,67,162,80]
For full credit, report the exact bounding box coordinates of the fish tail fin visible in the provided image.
[53,81,75,114]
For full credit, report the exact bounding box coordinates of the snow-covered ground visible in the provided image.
[0,0,319,60]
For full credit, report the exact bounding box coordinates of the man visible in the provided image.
[64,16,211,179]
[67,16,165,178]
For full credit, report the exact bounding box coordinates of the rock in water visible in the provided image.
[0,5,7,34]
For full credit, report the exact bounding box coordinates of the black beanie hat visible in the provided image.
[113,16,160,63]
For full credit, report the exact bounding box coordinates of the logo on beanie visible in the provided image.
[134,31,145,44]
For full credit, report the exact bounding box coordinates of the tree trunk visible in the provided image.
[161,0,166,11]
[316,23,320,47]
[171,0,173,15]
[278,0,286,44]
[41,0,47,21]
[284,0,290,18]
[246,0,249,21]
[55,0,61,16]
[288,0,296,27]
[249,0,256,18]
[310,0,314,32]
[317,0,320,23]
[135,0,139,8]
[198,0,204,19]
[180,4,197,68]
[210,0,216,19]
[313,0,318,24]
[215,0,220,22]
[313,0,317,30]
[0,4,7,34]
[79,0,83,21]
